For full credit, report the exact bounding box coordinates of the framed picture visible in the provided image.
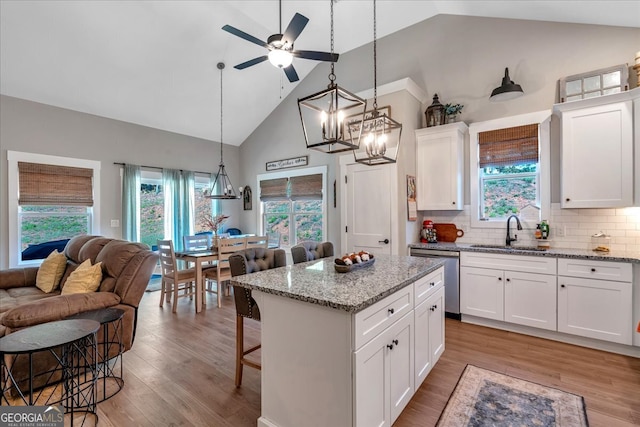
[243,186,252,211]
[344,106,391,142]
[407,175,417,221]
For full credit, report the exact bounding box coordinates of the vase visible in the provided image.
[446,115,457,124]
[211,235,219,249]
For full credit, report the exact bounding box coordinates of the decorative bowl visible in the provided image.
[334,257,375,273]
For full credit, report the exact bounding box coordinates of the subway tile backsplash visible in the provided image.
[419,204,640,251]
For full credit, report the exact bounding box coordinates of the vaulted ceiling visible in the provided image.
[1,1,638,146]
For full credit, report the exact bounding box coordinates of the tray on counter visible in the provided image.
[334,258,375,273]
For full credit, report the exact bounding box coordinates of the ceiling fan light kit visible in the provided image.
[354,0,403,166]
[206,62,240,200]
[298,0,367,154]
[222,1,338,83]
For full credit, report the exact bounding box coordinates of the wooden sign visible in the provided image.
[266,155,308,171]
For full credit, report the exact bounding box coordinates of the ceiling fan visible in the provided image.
[222,1,339,83]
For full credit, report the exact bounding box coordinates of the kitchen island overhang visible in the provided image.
[230,255,445,427]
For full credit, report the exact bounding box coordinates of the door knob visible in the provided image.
[379,239,389,244]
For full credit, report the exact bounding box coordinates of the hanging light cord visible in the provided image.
[328,0,336,86]
[372,0,378,111]
[219,62,224,165]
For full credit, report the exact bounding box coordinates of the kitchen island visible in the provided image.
[230,255,445,427]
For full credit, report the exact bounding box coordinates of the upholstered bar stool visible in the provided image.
[290,241,334,264]
[229,247,286,387]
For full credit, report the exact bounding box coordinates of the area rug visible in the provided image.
[145,275,162,292]
[436,365,588,427]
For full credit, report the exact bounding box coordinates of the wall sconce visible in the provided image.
[490,67,524,101]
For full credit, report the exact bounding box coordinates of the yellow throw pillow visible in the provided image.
[61,259,103,295]
[35,249,67,293]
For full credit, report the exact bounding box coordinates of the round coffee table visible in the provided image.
[0,319,100,426]
[66,307,125,402]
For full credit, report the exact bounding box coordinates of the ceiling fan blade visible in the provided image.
[282,13,309,44]
[293,50,339,62]
[222,25,269,48]
[283,65,299,83]
[234,56,269,70]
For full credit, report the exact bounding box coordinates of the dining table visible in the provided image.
[174,249,218,313]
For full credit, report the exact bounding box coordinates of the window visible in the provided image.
[469,111,550,229]
[258,166,327,248]
[8,151,101,267]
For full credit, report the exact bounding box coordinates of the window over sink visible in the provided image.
[469,111,551,229]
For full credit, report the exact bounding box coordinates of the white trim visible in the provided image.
[356,77,428,104]
[469,110,551,230]
[256,165,328,247]
[7,151,101,268]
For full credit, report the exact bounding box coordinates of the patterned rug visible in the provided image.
[436,365,588,427]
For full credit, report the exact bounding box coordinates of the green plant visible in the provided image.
[444,103,464,116]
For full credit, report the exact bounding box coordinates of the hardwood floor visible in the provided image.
[96,290,640,426]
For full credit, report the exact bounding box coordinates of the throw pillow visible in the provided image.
[35,249,67,293]
[61,259,103,295]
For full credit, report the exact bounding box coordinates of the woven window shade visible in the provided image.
[479,124,539,168]
[260,178,289,201]
[290,174,322,200]
[18,162,94,206]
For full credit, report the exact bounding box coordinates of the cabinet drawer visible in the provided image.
[414,267,444,306]
[354,286,413,350]
[461,252,556,275]
[557,258,632,282]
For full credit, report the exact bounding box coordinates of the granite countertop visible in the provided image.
[408,242,640,263]
[230,255,444,313]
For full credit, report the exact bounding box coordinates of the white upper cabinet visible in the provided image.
[554,89,639,208]
[415,122,467,210]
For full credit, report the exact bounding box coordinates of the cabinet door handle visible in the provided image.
[388,308,395,315]
[430,304,437,311]
[452,201,456,205]
[591,268,596,272]
[566,197,571,202]
[506,278,511,282]
[387,340,398,350]
[561,284,565,288]
[498,277,502,281]
[430,282,435,287]
[393,339,398,345]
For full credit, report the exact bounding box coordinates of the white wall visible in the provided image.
[0,95,241,269]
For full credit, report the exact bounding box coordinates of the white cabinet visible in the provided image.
[415,122,467,210]
[557,258,633,344]
[414,286,445,388]
[553,89,638,208]
[460,253,557,326]
[355,310,413,427]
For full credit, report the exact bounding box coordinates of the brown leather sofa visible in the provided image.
[0,235,158,392]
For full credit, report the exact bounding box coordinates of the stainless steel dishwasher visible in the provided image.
[410,248,460,319]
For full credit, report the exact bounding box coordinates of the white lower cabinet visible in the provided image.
[414,287,445,388]
[355,311,413,427]
[557,258,633,345]
[460,266,504,320]
[504,271,557,331]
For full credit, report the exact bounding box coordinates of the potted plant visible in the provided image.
[444,103,464,123]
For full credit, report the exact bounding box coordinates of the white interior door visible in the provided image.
[345,162,392,255]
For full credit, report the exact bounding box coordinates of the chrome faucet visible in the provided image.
[506,215,522,246]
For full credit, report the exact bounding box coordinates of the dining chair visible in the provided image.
[267,232,281,249]
[244,235,268,249]
[157,239,198,313]
[229,247,286,387]
[203,237,246,307]
[183,234,211,251]
[291,241,335,264]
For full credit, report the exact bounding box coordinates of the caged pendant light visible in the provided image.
[205,62,240,200]
[297,0,367,154]
[353,0,402,166]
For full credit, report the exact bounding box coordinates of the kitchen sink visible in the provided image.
[470,244,548,252]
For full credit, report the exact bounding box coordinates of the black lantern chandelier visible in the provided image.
[353,0,402,166]
[297,0,367,154]
[205,62,240,200]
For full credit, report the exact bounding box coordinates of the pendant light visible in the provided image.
[205,62,239,200]
[489,67,524,101]
[353,0,402,166]
[297,0,367,154]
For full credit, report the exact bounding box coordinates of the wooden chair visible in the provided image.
[245,235,268,249]
[291,241,334,264]
[229,247,286,387]
[203,237,246,307]
[157,239,197,313]
[183,234,211,251]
